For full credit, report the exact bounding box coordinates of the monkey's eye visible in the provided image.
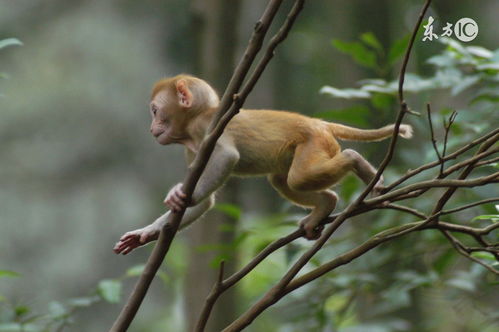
[151,106,158,115]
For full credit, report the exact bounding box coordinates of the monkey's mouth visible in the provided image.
[154,132,171,145]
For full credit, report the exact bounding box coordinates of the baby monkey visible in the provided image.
[113,74,412,255]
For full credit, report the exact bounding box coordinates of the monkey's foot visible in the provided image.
[302,224,324,240]
[371,175,385,197]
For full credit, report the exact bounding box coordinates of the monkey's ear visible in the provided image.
[176,79,193,108]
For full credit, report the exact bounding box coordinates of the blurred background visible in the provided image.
[1,0,498,331]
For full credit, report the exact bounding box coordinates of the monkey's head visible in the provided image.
[149,75,219,145]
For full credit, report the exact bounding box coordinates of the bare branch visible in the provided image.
[369,172,499,206]
[475,156,499,167]
[385,129,499,191]
[442,111,458,165]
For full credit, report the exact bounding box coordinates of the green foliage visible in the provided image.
[322,37,499,108]
[332,32,410,77]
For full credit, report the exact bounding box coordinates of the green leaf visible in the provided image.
[476,63,499,72]
[320,86,370,99]
[214,203,241,220]
[14,306,29,317]
[126,264,146,277]
[0,38,23,50]
[388,34,410,65]
[97,279,122,303]
[0,270,20,278]
[471,252,495,261]
[447,278,475,292]
[332,39,377,69]
[472,215,498,223]
[361,32,383,52]
[466,46,493,59]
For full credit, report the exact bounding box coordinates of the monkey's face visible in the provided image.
[149,90,188,145]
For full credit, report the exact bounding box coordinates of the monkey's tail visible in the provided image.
[328,123,413,142]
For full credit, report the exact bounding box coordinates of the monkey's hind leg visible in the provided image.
[287,142,384,197]
[268,174,338,240]
[341,149,385,196]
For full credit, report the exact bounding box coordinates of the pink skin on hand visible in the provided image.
[164,183,188,212]
[114,184,188,255]
[113,227,159,255]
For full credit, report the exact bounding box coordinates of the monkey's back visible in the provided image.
[226,109,337,176]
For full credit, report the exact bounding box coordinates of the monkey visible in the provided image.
[113,74,412,255]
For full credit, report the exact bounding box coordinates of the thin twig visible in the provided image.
[475,156,499,167]
[441,197,499,215]
[441,111,458,170]
[427,104,443,176]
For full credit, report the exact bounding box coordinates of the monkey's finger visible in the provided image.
[122,245,136,255]
[170,193,186,206]
[166,199,183,212]
[120,238,140,249]
[120,232,137,241]
[114,241,129,252]
[175,188,187,198]
[113,243,127,254]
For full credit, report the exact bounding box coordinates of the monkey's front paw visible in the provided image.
[113,227,159,255]
[164,183,188,212]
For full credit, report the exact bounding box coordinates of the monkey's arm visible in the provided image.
[164,140,239,211]
[113,194,215,255]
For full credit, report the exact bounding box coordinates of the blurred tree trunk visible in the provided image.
[184,0,242,331]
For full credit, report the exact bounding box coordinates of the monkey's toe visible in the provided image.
[303,225,323,240]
